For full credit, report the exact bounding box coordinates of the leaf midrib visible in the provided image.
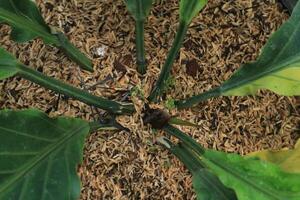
[0,126,56,142]
[0,122,88,196]
[0,64,17,69]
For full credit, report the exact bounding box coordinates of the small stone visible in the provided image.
[185,59,201,78]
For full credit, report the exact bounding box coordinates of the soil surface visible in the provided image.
[0,0,299,199]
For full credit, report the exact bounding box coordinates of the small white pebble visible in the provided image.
[96,46,107,57]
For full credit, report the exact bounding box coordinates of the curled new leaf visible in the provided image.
[180,0,207,24]
[176,0,300,108]
[0,0,93,71]
[0,109,90,200]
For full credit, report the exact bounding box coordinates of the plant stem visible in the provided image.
[163,124,205,155]
[55,33,93,72]
[89,121,120,132]
[16,64,135,115]
[175,88,221,109]
[166,140,206,172]
[148,21,188,102]
[136,20,147,74]
[89,122,115,132]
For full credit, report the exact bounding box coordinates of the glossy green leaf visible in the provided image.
[219,0,300,96]
[176,1,300,109]
[247,138,300,173]
[0,109,89,200]
[163,125,300,200]
[203,150,300,200]
[0,48,19,80]
[0,0,93,71]
[180,0,207,24]
[125,0,153,21]
[0,0,56,44]
[164,139,237,200]
[193,169,237,200]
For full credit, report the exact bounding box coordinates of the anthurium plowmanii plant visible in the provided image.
[0,0,300,199]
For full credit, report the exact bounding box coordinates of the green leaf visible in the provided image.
[0,109,89,200]
[180,0,207,24]
[0,48,20,80]
[165,140,237,200]
[202,150,300,200]
[193,169,237,200]
[175,1,300,109]
[247,138,300,173]
[0,0,93,72]
[0,0,56,44]
[125,0,153,21]
[163,125,300,200]
[220,0,300,96]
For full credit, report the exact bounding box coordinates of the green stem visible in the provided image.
[89,122,114,132]
[16,64,135,115]
[55,33,93,72]
[169,117,200,128]
[89,121,119,132]
[175,88,221,109]
[168,141,206,172]
[149,21,188,102]
[136,20,147,74]
[163,124,205,156]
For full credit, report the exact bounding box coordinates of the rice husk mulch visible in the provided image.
[0,0,299,199]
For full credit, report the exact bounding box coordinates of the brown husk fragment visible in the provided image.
[0,0,299,199]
